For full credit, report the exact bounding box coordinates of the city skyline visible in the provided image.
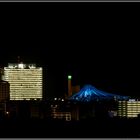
[0,49,139,99]
[0,2,139,98]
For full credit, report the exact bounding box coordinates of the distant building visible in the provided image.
[4,63,43,100]
[0,80,10,102]
[0,68,10,116]
[72,85,80,94]
[118,99,140,118]
[0,68,10,102]
[51,105,71,121]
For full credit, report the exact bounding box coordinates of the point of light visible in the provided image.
[6,111,9,114]
[18,63,24,69]
[68,75,72,80]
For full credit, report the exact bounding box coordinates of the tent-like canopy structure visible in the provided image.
[69,85,130,102]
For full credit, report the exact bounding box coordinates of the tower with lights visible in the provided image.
[68,75,72,97]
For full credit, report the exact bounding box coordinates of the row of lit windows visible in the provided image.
[10,94,42,96]
[119,103,140,105]
[10,85,42,87]
[10,91,41,93]
[52,113,71,121]
[119,101,140,103]
[4,68,42,71]
[6,78,42,80]
[10,97,42,99]
[10,92,42,94]
[127,115,138,117]
[10,86,42,88]
[5,73,42,74]
[5,75,42,81]
[10,93,42,97]
[9,82,42,85]
[10,87,42,89]
[5,72,42,76]
[9,83,42,85]
[5,75,42,77]
[5,76,42,79]
[10,88,41,90]
[10,98,42,100]
[10,97,42,98]
[118,107,139,109]
[10,96,42,98]
[118,108,140,110]
[5,72,42,74]
[5,71,42,73]
[127,109,140,111]
[5,67,41,69]
[7,79,42,81]
[5,74,42,76]
[10,92,42,95]
[8,82,42,86]
[127,113,139,115]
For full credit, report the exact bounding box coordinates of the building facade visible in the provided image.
[118,99,140,118]
[4,63,43,100]
[51,105,71,121]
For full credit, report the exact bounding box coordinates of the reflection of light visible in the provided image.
[6,112,9,114]
[62,99,64,101]
[54,98,57,100]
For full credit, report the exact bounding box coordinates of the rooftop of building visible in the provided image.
[4,63,42,69]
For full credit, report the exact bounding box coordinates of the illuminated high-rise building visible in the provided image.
[4,63,43,100]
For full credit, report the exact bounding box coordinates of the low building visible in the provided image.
[51,105,71,121]
[118,99,140,118]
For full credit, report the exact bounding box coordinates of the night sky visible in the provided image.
[0,3,140,98]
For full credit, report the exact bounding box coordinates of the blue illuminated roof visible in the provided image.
[69,85,130,102]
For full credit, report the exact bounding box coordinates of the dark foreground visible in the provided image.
[0,118,140,138]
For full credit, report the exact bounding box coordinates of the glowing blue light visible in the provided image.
[69,85,130,102]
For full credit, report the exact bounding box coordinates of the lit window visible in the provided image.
[18,63,24,69]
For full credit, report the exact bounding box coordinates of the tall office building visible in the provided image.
[4,63,43,100]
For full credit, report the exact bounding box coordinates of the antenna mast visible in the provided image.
[17,56,21,63]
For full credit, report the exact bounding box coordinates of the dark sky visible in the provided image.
[0,3,140,98]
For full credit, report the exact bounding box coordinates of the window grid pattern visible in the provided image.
[118,101,140,118]
[4,67,42,100]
